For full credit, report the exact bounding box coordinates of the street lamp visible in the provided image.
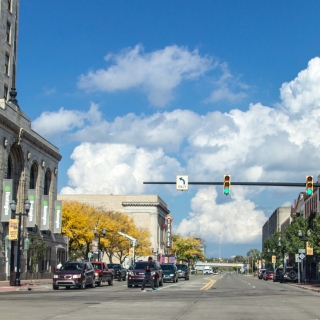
[298,229,311,283]
[10,200,31,286]
[267,248,276,272]
[93,227,106,262]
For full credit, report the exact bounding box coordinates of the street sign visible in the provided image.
[299,253,306,260]
[272,255,276,263]
[295,254,301,263]
[298,249,305,253]
[176,175,188,191]
[306,242,314,255]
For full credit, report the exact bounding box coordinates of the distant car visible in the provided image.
[160,263,179,282]
[273,268,283,282]
[258,269,267,279]
[91,262,114,287]
[127,260,163,288]
[176,263,190,280]
[107,264,127,281]
[280,266,298,283]
[53,261,95,290]
[263,270,274,281]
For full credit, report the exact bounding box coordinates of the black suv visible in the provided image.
[176,263,190,280]
[273,267,283,282]
[280,266,298,283]
[107,264,127,281]
[160,263,179,282]
[53,261,95,290]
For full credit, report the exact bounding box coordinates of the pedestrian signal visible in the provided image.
[306,175,313,195]
[223,175,231,195]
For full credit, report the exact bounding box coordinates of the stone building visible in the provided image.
[0,0,67,281]
[57,194,172,263]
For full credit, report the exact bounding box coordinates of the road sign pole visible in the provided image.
[298,260,300,284]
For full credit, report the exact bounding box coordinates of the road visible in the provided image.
[1,273,320,319]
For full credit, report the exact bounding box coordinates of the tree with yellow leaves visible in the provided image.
[61,201,151,263]
[170,234,205,265]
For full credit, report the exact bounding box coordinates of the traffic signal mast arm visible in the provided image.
[144,181,318,187]
[118,231,138,245]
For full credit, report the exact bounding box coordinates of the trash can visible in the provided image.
[9,272,15,286]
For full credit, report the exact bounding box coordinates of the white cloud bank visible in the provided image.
[33,56,320,244]
[77,44,246,106]
[176,187,266,244]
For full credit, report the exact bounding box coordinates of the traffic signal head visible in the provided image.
[306,175,313,195]
[223,174,231,195]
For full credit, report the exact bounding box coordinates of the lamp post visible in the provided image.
[298,229,311,283]
[9,200,31,286]
[267,248,276,272]
[93,227,106,262]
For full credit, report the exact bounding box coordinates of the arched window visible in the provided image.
[29,162,38,189]
[7,154,12,179]
[44,170,51,195]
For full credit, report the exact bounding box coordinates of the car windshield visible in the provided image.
[176,265,187,270]
[161,265,174,270]
[107,264,120,269]
[92,264,102,270]
[266,271,273,274]
[133,263,155,269]
[60,263,83,271]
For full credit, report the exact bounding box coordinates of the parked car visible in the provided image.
[127,260,163,288]
[263,270,274,281]
[53,261,95,290]
[258,269,267,279]
[176,263,190,280]
[91,262,114,287]
[280,266,298,283]
[107,264,127,281]
[160,263,179,282]
[273,267,283,282]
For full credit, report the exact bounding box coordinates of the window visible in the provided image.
[4,54,9,75]
[7,0,11,12]
[29,162,38,189]
[3,85,8,100]
[44,170,51,195]
[6,155,12,179]
[6,21,11,43]
[41,247,51,271]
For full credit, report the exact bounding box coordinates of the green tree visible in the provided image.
[28,233,47,279]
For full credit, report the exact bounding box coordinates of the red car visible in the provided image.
[263,270,274,281]
[127,260,164,288]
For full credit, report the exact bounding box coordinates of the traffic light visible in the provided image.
[223,174,231,195]
[306,175,313,195]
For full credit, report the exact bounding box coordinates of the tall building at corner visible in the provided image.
[0,0,68,281]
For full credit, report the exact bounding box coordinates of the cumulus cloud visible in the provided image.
[176,187,267,244]
[60,143,183,194]
[31,103,100,138]
[77,44,214,106]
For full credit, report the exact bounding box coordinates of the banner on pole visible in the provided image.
[8,219,18,240]
[1,179,13,222]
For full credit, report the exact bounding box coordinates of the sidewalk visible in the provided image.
[0,279,52,293]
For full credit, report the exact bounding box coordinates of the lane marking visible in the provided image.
[200,279,216,291]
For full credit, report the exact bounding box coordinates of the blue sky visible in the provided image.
[16,1,320,258]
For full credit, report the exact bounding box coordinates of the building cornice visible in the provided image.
[0,113,62,161]
[122,202,170,215]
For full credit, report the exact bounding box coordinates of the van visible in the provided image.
[203,266,212,275]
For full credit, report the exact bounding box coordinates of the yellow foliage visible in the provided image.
[61,201,151,263]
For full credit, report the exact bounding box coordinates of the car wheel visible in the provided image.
[108,277,113,286]
[127,282,132,288]
[53,284,59,290]
[159,277,163,287]
[118,277,122,282]
[186,277,189,280]
[81,279,86,290]
[155,278,160,287]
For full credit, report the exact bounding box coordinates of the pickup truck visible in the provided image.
[91,262,114,287]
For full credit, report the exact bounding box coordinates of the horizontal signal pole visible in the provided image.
[143,181,320,187]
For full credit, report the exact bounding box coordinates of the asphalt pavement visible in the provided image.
[1,274,320,319]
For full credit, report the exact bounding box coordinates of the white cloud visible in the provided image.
[60,143,183,194]
[204,86,247,103]
[176,187,267,244]
[78,44,214,106]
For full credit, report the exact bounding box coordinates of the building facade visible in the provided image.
[57,194,172,262]
[0,0,67,281]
